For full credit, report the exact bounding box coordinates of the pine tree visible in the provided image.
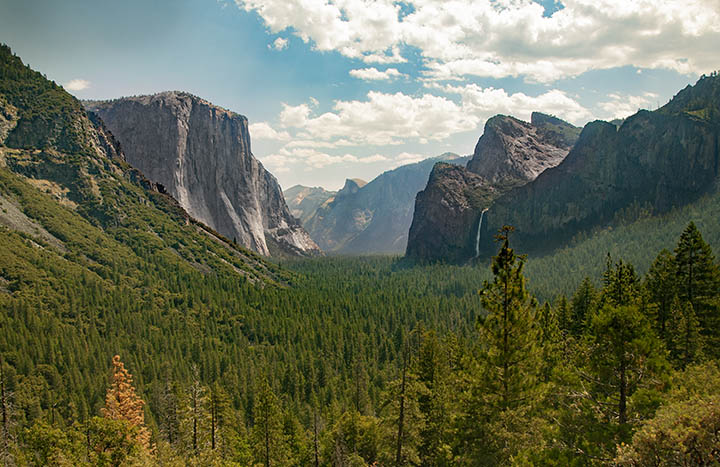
[669,298,702,367]
[478,226,540,411]
[586,305,666,427]
[674,222,720,349]
[601,256,640,308]
[555,294,572,336]
[537,302,561,382]
[415,330,453,466]
[460,226,543,463]
[185,365,207,455]
[101,355,152,453]
[252,377,286,466]
[645,249,677,341]
[570,277,596,335]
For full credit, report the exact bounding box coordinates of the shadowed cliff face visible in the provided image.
[406,114,579,262]
[405,163,494,262]
[85,92,320,257]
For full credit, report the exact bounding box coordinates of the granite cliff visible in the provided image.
[302,153,468,254]
[407,74,720,263]
[479,75,720,257]
[85,92,320,257]
[407,114,579,262]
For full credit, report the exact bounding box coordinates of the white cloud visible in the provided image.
[361,46,406,64]
[236,0,720,82]
[249,122,291,140]
[271,84,592,158]
[387,152,428,168]
[65,79,90,91]
[270,37,288,50]
[439,83,593,126]
[279,92,478,146]
[597,92,660,120]
[279,102,312,127]
[349,67,405,81]
[262,147,389,169]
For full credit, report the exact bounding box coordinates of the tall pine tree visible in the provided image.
[674,222,720,351]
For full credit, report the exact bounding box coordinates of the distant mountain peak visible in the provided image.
[337,178,367,196]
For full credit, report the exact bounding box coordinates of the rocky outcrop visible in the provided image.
[304,154,468,254]
[406,115,578,262]
[405,163,493,262]
[85,92,320,257]
[466,113,579,187]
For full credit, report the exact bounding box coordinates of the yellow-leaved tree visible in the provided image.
[101,355,152,453]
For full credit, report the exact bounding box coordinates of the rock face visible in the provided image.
[303,153,468,254]
[85,92,320,257]
[406,114,579,262]
[408,74,720,263]
[480,76,720,257]
[283,185,336,225]
[405,163,493,262]
[467,113,578,187]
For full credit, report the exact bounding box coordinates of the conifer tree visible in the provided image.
[460,226,543,463]
[252,377,286,466]
[570,277,596,335]
[669,298,702,367]
[644,249,677,341]
[674,222,720,348]
[555,294,572,336]
[601,256,640,308]
[538,302,562,382]
[101,355,152,453]
[185,365,207,455]
[415,330,453,466]
[478,226,540,411]
[586,305,666,427]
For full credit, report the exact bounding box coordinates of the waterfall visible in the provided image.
[475,208,489,258]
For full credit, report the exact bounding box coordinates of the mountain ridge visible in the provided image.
[407,74,720,263]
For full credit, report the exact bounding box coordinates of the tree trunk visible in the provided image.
[313,410,319,467]
[395,349,407,466]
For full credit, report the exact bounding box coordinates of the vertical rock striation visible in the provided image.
[85,92,320,257]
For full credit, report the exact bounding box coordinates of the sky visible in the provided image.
[1,0,718,190]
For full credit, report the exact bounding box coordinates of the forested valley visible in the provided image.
[1,41,720,466]
[2,219,720,466]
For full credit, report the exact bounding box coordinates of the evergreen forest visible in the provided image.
[1,43,720,466]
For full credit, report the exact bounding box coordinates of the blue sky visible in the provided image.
[1,0,718,190]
